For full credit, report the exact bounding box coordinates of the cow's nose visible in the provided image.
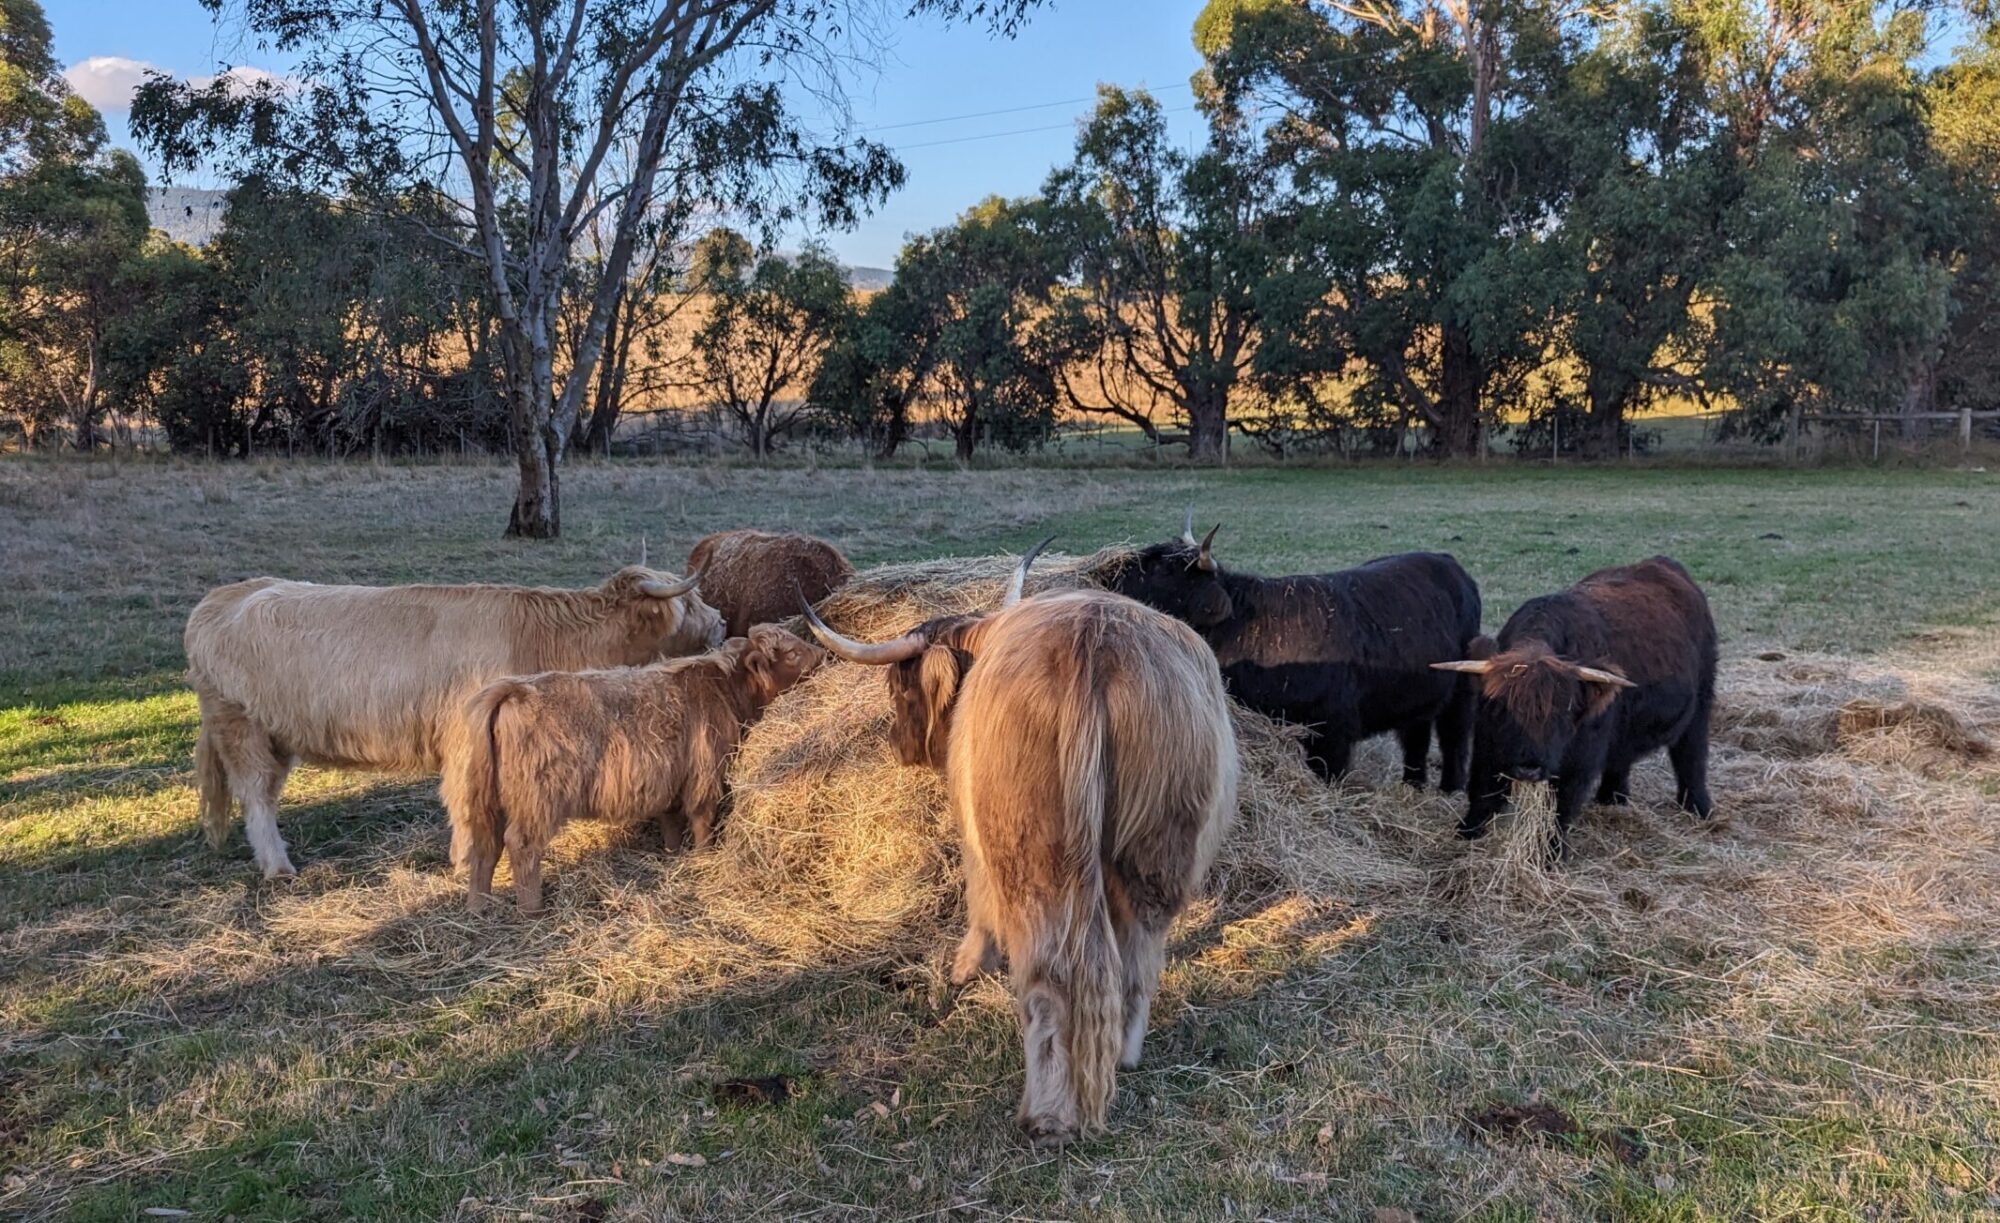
[1508,766,1545,784]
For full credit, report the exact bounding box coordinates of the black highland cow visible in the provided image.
[1110,513,1484,790]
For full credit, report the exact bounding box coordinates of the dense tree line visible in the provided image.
[4,0,1999,527]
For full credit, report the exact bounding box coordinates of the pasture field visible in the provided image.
[2,457,1998,1221]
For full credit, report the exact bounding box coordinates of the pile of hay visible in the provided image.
[689,557,2000,975]
[692,548,1424,968]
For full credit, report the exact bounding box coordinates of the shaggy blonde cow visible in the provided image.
[804,545,1238,1143]
[186,566,724,878]
[443,624,826,914]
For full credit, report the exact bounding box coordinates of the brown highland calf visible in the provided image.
[443,625,826,914]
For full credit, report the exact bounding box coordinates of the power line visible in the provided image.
[863,80,1193,134]
[891,104,1200,152]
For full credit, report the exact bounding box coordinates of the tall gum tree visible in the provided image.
[134,0,1039,537]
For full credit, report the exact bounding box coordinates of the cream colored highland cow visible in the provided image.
[185,566,723,878]
[443,624,826,914]
[804,545,1238,1144]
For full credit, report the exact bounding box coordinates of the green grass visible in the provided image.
[3,456,1998,1221]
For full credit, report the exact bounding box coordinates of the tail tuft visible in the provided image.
[1066,892,1123,1132]
[443,683,516,876]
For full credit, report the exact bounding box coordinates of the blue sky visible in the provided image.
[47,0,1212,269]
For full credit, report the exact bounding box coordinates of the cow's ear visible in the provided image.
[744,641,777,694]
[919,646,963,760]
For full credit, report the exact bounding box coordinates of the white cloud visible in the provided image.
[63,57,290,114]
[64,56,157,113]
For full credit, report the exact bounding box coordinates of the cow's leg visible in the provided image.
[1302,728,1352,783]
[206,702,296,879]
[1396,720,1432,789]
[1595,755,1633,807]
[683,771,724,851]
[1113,913,1167,1071]
[506,824,546,915]
[1670,721,1715,819]
[1459,741,1506,840]
[952,848,1002,984]
[465,840,499,912]
[1014,963,1079,1146]
[1550,768,1597,862]
[1436,679,1475,794]
[659,807,687,853]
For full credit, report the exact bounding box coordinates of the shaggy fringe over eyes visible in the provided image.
[1479,643,1626,729]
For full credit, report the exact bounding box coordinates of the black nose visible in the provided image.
[1508,766,1545,783]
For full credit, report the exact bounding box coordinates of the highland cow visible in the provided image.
[444,625,826,914]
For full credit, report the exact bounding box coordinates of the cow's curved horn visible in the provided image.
[639,568,700,599]
[1195,522,1220,573]
[1182,507,1198,547]
[798,596,927,665]
[638,535,647,568]
[1001,534,1055,608]
[1574,665,1637,688]
[1431,659,1499,675]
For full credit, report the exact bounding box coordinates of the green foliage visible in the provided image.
[139,183,505,457]
[831,197,1068,460]
[0,2,149,449]
[1042,87,1289,462]
[690,233,853,457]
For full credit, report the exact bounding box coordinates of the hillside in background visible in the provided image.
[142,186,895,291]
[146,187,228,247]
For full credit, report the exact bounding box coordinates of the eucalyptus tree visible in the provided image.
[688,230,852,458]
[134,0,1038,536]
[1042,86,1291,463]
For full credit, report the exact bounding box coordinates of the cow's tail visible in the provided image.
[193,713,233,850]
[1023,681,1123,1136]
[443,682,518,876]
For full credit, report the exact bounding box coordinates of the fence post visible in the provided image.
[1872,419,1881,462]
[1962,407,1974,454]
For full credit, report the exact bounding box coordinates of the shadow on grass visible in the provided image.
[0,777,445,919]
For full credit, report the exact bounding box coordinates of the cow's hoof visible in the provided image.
[1021,1117,1077,1148]
[261,861,298,880]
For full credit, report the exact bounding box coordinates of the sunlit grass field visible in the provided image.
[2,456,1997,1221]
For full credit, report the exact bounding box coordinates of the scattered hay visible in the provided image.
[1836,698,1991,760]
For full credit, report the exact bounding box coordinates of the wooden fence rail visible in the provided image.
[1793,408,2000,458]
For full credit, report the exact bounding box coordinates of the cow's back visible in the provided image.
[1572,556,1715,689]
[186,580,544,771]
[1329,551,1481,660]
[689,530,854,636]
[1216,551,1477,731]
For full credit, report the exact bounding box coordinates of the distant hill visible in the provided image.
[146,186,897,291]
[147,187,229,246]
[842,264,892,291]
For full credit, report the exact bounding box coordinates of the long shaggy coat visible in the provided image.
[687,529,855,636]
[885,592,1238,1142]
[442,625,825,913]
